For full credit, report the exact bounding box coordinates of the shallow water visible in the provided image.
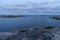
[0,15,60,32]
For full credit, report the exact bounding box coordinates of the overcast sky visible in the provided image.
[0,0,60,15]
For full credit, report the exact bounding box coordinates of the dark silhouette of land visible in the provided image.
[0,15,25,18]
[49,16,60,20]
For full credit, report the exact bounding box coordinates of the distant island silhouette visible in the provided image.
[49,16,60,20]
[0,15,25,18]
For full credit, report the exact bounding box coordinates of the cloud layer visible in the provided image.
[0,0,60,15]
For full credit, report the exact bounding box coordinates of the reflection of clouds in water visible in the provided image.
[0,0,60,15]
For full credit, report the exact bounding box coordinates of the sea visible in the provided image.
[0,15,60,32]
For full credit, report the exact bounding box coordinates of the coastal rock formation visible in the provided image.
[0,26,56,40]
[49,16,60,20]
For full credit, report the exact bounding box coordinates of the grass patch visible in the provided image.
[44,26,55,29]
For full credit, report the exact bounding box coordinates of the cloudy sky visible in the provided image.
[0,0,60,15]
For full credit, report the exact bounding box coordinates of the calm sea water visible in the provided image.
[0,15,60,32]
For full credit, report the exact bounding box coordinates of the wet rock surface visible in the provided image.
[0,27,57,40]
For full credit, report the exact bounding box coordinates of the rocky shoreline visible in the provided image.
[0,26,58,40]
[49,16,60,20]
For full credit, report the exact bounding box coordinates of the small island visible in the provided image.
[49,16,60,20]
[0,15,25,18]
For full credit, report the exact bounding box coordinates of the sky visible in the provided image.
[0,0,60,15]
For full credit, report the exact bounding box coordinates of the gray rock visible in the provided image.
[0,30,54,40]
